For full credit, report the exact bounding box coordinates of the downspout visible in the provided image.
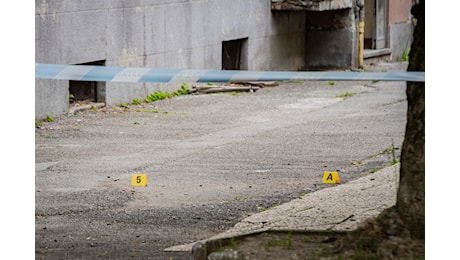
[357,0,365,68]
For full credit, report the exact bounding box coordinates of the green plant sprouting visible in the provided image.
[335,92,357,98]
[46,114,55,122]
[397,48,410,62]
[386,142,400,165]
[132,98,141,105]
[143,83,191,103]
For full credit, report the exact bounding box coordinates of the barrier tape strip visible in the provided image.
[35,64,425,83]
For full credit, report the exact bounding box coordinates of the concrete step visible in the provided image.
[364,48,391,66]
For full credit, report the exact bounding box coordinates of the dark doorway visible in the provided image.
[222,38,248,70]
[69,60,106,103]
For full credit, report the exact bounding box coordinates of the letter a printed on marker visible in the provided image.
[322,171,340,184]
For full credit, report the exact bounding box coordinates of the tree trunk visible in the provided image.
[339,1,425,258]
[396,0,425,240]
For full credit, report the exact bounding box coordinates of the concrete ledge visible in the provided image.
[68,103,105,115]
[364,48,391,59]
[272,0,354,11]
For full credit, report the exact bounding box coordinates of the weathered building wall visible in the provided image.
[271,1,359,70]
[388,0,414,60]
[388,0,413,24]
[35,0,307,119]
[304,8,358,70]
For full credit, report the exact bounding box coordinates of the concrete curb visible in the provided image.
[165,164,400,253]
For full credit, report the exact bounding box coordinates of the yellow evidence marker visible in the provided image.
[322,171,340,184]
[132,174,148,187]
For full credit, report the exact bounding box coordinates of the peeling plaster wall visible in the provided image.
[35,0,307,119]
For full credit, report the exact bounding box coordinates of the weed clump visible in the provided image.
[144,83,191,103]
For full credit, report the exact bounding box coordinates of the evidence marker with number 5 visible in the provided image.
[132,174,148,187]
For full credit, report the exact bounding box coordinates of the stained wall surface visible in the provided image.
[35,0,307,119]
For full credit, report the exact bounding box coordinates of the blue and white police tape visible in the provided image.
[35,63,425,83]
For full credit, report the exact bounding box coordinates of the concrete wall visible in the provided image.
[388,0,413,24]
[388,0,414,60]
[304,8,358,70]
[389,22,413,60]
[35,0,307,119]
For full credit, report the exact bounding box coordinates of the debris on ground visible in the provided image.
[191,81,279,94]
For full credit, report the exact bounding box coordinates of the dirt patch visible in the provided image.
[203,230,424,260]
[202,231,347,259]
[203,208,425,259]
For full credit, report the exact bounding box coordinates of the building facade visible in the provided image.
[35,0,414,119]
[272,0,415,68]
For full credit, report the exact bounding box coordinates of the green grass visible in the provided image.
[144,91,171,103]
[397,48,410,62]
[132,98,141,105]
[35,249,48,255]
[265,233,293,249]
[301,236,310,243]
[299,190,311,197]
[336,92,357,98]
[46,114,55,122]
[136,109,160,113]
[374,144,400,165]
[135,109,172,114]
[402,48,410,61]
[295,207,314,213]
[369,168,380,174]
[144,83,191,103]
[385,143,400,165]
[259,203,281,212]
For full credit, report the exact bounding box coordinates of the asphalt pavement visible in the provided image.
[166,163,399,254]
[35,61,408,259]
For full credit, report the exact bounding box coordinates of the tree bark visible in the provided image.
[339,1,425,257]
[396,0,425,240]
